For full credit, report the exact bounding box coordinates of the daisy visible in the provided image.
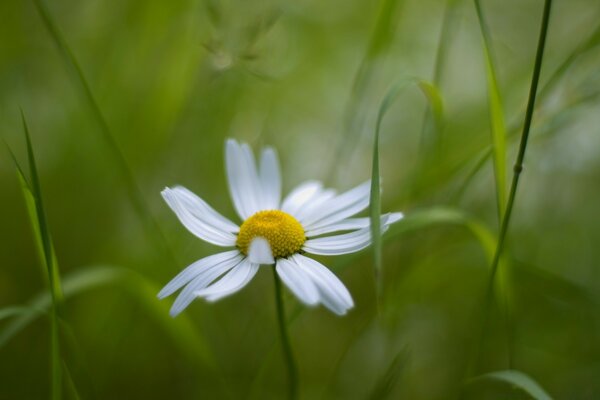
[158,139,403,317]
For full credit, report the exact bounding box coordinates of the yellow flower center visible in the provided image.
[237,210,306,259]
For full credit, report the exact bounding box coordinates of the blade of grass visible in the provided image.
[418,0,457,155]
[474,0,508,221]
[0,306,43,321]
[0,266,123,349]
[0,265,215,369]
[473,0,514,370]
[467,370,553,400]
[31,0,175,270]
[370,80,443,304]
[538,22,600,101]
[9,114,64,400]
[62,362,82,400]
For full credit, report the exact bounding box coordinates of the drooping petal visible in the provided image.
[303,215,391,255]
[276,257,319,306]
[225,139,262,220]
[259,147,281,210]
[291,254,353,315]
[305,212,404,237]
[169,186,239,233]
[168,252,244,317]
[301,181,371,230]
[194,258,260,302]
[280,180,323,217]
[158,250,241,299]
[162,188,238,246]
[248,237,274,264]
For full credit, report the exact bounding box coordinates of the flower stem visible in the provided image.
[273,268,299,400]
[471,0,553,376]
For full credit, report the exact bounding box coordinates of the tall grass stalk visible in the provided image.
[470,0,553,377]
[272,269,298,400]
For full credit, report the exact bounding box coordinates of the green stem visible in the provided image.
[470,0,553,376]
[488,0,552,292]
[272,268,298,400]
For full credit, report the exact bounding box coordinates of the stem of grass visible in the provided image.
[470,0,553,377]
[272,268,298,400]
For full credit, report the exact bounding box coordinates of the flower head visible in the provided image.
[158,139,403,316]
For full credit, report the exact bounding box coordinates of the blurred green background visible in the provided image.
[1,0,600,398]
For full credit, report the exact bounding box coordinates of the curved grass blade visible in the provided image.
[0,306,43,321]
[0,266,215,369]
[467,370,553,400]
[370,80,443,302]
[474,0,507,221]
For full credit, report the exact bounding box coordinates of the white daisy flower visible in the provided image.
[158,139,403,317]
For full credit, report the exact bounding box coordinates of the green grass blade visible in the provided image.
[0,306,43,321]
[468,370,553,400]
[11,114,64,400]
[370,84,405,298]
[0,267,125,348]
[474,0,507,221]
[62,362,82,400]
[0,265,215,369]
[370,80,442,301]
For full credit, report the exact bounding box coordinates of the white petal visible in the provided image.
[162,188,237,246]
[301,181,371,230]
[276,258,319,306]
[303,216,390,255]
[248,237,274,264]
[194,258,259,302]
[280,181,323,216]
[158,250,241,299]
[259,147,281,210]
[387,212,404,224]
[169,186,239,233]
[168,252,244,316]
[293,189,337,222]
[225,139,262,220]
[305,212,403,237]
[291,254,353,315]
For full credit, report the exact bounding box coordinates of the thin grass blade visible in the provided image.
[10,114,64,400]
[474,0,507,220]
[468,370,553,400]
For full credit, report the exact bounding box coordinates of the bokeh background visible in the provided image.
[1,0,600,398]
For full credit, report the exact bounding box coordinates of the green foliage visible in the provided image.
[1,0,599,398]
[468,370,553,400]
